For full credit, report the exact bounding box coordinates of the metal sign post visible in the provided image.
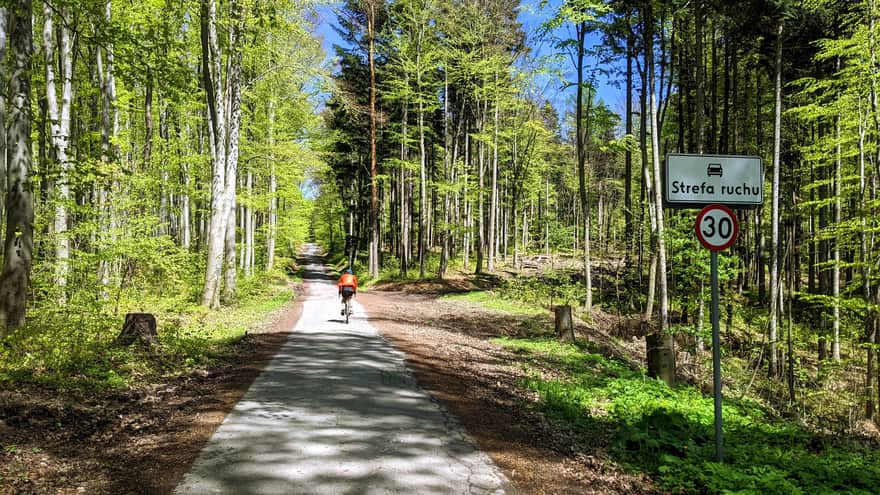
[663,154,761,464]
[695,204,739,463]
[710,249,723,462]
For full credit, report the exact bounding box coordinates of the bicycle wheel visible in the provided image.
[344,298,351,324]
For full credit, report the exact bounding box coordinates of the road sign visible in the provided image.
[665,154,763,208]
[695,203,741,463]
[695,204,738,251]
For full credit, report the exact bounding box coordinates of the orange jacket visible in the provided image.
[337,273,358,291]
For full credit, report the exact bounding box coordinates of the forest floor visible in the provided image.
[0,278,657,495]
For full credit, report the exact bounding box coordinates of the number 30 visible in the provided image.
[702,215,732,239]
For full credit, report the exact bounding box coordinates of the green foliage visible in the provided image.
[442,291,545,315]
[497,272,585,309]
[494,337,880,494]
[0,269,295,392]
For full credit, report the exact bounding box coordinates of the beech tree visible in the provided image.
[0,0,34,334]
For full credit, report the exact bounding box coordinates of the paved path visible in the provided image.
[174,245,508,495]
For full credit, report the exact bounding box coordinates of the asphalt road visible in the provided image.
[174,245,508,495]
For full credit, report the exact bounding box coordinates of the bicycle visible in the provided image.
[342,293,353,324]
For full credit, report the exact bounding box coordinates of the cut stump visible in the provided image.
[117,313,158,347]
[555,305,576,343]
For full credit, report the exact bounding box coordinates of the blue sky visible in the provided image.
[311,0,624,119]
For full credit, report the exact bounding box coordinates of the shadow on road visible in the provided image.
[297,251,338,282]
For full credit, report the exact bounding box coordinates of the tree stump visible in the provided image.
[646,333,675,384]
[116,313,158,347]
[555,305,575,343]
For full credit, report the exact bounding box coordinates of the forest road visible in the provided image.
[173,244,508,495]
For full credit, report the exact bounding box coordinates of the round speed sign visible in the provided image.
[695,204,739,251]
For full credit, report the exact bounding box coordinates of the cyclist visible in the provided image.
[337,268,358,316]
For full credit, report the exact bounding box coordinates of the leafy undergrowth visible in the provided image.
[494,338,880,495]
[0,269,296,392]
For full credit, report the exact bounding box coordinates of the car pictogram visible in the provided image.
[707,163,723,177]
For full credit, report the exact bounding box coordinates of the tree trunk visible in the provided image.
[476,101,486,274]
[575,22,593,313]
[555,305,575,342]
[859,84,874,418]
[43,2,74,300]
[159,103,170,236]
[646,4,673,384]
[769,22,783,376]
[266,101,277,270]
[439,65,450,279]
[418,50,427,279]
[624,13,634,253]
[463,133,470,270]
[400,103,409,276]
[97,0,119,294]
[0,8,7,241]
[144,70,153,170]
[694,0,705,154]
[832,98,841,363]
[0,0,34,333]
[488,72,499,272]
[222,2,243,303]
[200,0,227,308]
[181,158,192,250]
[367,0,380,278]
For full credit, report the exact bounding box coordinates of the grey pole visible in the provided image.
[711,249,723,462]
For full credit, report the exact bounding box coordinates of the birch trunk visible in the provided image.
[181,122,192,250]
[97,0,119,293]
[0,0,34,333]
[266,101,276,270]
[43,3,74,299]
[246,169,254,276]
[200,0,227,308]
[222,4,243,303]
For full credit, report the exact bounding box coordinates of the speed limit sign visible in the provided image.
[695,204,738,251]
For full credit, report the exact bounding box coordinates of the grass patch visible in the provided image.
[0,270,295,392]
[493,337,880,495]
[442,291,546,315]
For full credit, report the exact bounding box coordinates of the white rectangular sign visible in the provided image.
[664,154,763,208]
